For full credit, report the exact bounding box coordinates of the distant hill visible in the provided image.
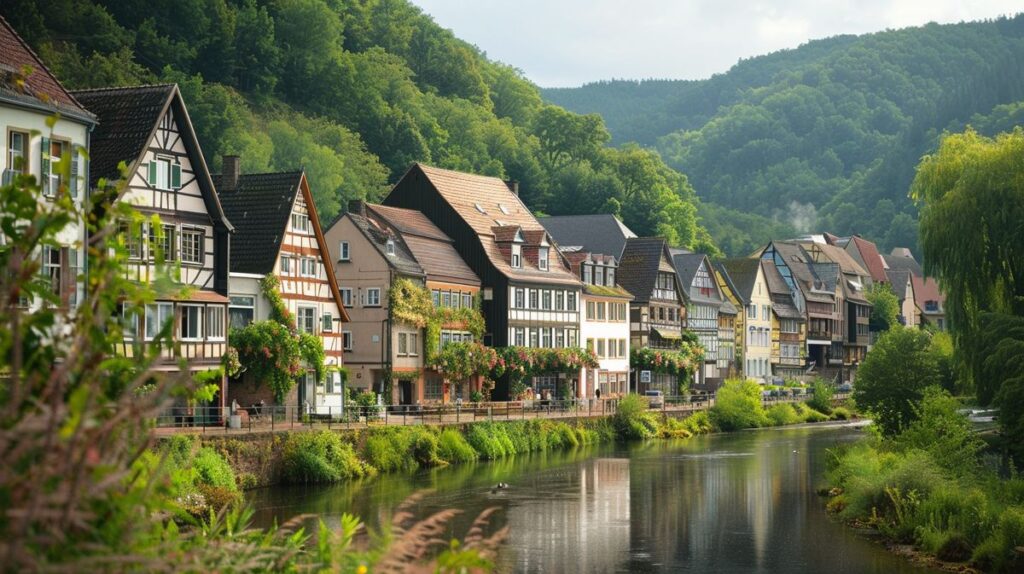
[2,0,715,253]
[545,16,1024,255]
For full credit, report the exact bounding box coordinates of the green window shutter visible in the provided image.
[40,137,50,196]
[146,162,156,185]
[70,153,79,199]
[171,163,181,189]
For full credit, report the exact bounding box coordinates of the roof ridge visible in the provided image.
[70,83,176,94]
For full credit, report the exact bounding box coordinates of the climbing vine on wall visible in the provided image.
[388,278,485,360]
[227,274,326,402]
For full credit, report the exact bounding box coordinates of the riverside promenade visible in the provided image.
[153,393,852,437]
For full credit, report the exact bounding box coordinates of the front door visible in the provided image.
[399,380,414,405]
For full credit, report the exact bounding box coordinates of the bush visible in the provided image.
[194,447,238,491]
[972,507,1024,573]
[680,411,714,435]
[657,417,693,439]
[282,430,371,483]
[710,380,768,431]
[465,423,511,459]
[612,394,659,440]
[766,404,801,426]
[830,407,852,420]
[437,429,478,464]
[362,427,444,473]
[807,379,834,414]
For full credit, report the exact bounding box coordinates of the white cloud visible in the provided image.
[410,0,1022,86]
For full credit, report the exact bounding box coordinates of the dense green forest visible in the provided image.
[1,0,716,253]
[545,16,1024,255]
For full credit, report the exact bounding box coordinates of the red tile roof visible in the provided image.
[911,276,944,312]
[0,16,93,121]
[849,236,888,283]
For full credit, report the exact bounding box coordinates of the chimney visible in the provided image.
[348,199,366,216]
[222,155,240,190]
[505,180,519,196]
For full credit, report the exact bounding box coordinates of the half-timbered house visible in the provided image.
[383,164,583,400]
[671,250,724,388]
[73,84,233,406]
[213,157,348,414]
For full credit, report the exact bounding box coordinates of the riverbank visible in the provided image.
[822,390,1024,573]
[173,381,854,498]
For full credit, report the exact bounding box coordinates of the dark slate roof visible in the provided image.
[885,268,913,300]
[0,16,94,122]
[539,214,637,260]
[364,204,479,285]
[719,258,761,300]
[763,260,803,320]
[883,251,924,277]
[348,212,424,278]
[767,241,833,303]
[618,237,676,303]
[214,171,303,274]
[671,250,721,305]
[71,84,175,187]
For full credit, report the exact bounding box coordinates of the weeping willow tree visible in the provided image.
[910,127,1024,404]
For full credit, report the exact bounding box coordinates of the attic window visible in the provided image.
[475,203,487,214]
[498,204,511,215]
[386,239,396,256]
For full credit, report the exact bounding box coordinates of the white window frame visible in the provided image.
[280,255,293,275]
[342,330,353,351]
[538,248,549,271]
[180,227,204,265]
[291,213,309,233]
[300,257,317,278]
[206,305,226,341]
[338,240,350,261]
[297,306,317,334]
[340,288,353,307]
[365,288,381,307]
[409,332,419,356]
[145,302,174,341]
[511,244,522,268]
[229,295,256,329]
[322,311,334,332]
[179,304,203,341]
[385,239,396,256]
[398,332,408,356]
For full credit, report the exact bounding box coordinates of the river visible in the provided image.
[249,422,939,573]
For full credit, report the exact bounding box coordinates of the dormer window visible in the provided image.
[386,239,396,256]
[595,265,605,286]
[511,244,522,268]
[538,248,549,271]
[583,264,592,284]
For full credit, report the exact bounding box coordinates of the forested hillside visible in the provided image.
[1,0,716,253]
[545,16,1024,255]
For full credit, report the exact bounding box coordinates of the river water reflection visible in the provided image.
[249,423,938,573]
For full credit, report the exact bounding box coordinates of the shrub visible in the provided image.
[465,423,510,459]
[972,507,1024,573]
[894,387,984,477]
[657,416,693,439]
[807,379,834,414]
[282,430,371,483]
[830,407,852,420]
[710,380,768,431]
[612,394,659,440]
[194,447,238,491]
[437,429,479,463]
[766,404,801,426]
[196,483,241,512]
[362,427,443,473]
[680,411,714,435]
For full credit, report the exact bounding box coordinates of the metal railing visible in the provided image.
[152,393,852,435]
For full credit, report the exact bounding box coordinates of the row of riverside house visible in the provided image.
[1,14,947,409]
[0,17,348,417]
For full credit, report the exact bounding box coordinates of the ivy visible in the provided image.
[630,344,704,384]
[388,278,486,361]
[227,274,326,402]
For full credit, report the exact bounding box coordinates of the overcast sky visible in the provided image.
[410,0,1022,87]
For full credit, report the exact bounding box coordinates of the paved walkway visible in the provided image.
[153,393,851,437]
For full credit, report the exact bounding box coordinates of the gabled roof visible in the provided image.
[912,276,944,313]
[801,241,870,278]
[670,250,722,305]
[364,204,480,286]
[73,83,232,231]
[883,250,924,277]
[0,16,94,123]
[763,260,803,320]
[395,164,579,286]
[345,211,424,277]
[214,171,305,275]
[847,235,888,283]
[718,257,762,301]
[884,268,913,300]
[715,262,747,306]
[765,241,833,303]
[618,237,681,304]
[538,214,637,260]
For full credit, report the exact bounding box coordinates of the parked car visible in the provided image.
[837,382,853,393]
[644,390,664,408]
